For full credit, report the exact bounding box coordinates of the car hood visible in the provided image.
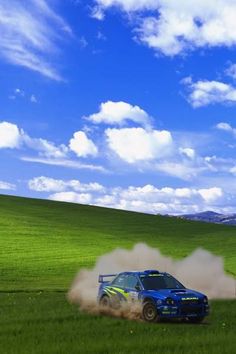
[141,288,205,301]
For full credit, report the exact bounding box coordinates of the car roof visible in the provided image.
[118,270,166,276]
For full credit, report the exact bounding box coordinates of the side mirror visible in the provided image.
[135,284,141,292]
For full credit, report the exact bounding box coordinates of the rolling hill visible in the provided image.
[0,194,236,354]
[0,194,235,291]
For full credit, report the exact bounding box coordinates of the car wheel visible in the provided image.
[187,316,205,324]
[142,302,159,322]
[99,295,111,308]
[110,294,121,309]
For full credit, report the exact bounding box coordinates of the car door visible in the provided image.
[110,274,129,301]
[125,274,141,302]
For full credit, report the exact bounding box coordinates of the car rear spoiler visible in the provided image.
[98,274,117,283]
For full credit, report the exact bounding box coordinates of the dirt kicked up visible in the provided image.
[68,243,236,319]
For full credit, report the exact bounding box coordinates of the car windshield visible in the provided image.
[140,274,185,290]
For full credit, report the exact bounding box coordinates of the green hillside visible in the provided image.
[1,194,236,354]
[0,194,235,291]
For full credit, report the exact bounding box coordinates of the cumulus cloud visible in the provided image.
[49,192,92,205]
[216,122,236,137]
[69,131,98,158]
[29,176,66,192]
[106,127,173,163]
[183,78,236,107]
[230,166,236,176]
[0,121,104,172]
[86,101,151,127]
[0,0,72,80]
[198,187,223,203]
[32,177,229,215]
[29,176,105,193]
[179,147,195,159]
[100,185,227,215]
[102,185,224,214]
[0,121,23,149]
[0,180,16,191]
[225,63,236,80]
[0,120,68,158]
[94,0,236,56]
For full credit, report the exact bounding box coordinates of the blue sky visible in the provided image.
[0,0,236,214]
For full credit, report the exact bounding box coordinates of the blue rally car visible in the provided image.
[98,270,209,323]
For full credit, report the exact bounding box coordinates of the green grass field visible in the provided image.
[1,293,236,354]
[0,194,236,353]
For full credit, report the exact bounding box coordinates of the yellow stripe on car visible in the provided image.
[109,287,129,299]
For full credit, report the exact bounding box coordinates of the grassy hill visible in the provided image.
[0,194,236,354]
[0,194,235,291]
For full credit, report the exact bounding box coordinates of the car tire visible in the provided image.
[142,301,159,323]
[99,295,111,308]
[187,316,205,324]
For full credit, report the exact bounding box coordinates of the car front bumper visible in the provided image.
[157,303,210,318]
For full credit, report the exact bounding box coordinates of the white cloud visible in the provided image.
[106,127,173,163]
[0,121,23,149]
[155,161,203,180]
[91,5,105,20]
[30,95,37,103]
[95,0,157,12]
[95,0,236,56]
[183,79,236,107]
[69,131,98,158]
[41,180,229,215]
[49,192,92,205]
[79,36,88,49]
[29,176,105,193]
[86,101,151,127]
[69,180,105,192]
[179,147,195,159]
[230,166,236,175]
[99,185,225,214]
[198,187,223,203]
[15,88,25,97]
[225,63,236,80]
[21,156,106,172]
[8,89,38,103]
[0,120,68,157]
[29,176,66,192]
[0,121,105,172]
[23,135,68,159]
[203,155,236,176]
[0,0,71,80]
[0,180,16,191]
[95,194,116,206]
[216,122,236,137]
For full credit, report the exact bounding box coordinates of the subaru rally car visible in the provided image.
[98,270,209,323]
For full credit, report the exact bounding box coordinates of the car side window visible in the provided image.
[112,274,126,288]
[126,275,140,290]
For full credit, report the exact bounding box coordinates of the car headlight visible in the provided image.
[203,296,208,304]
[166,297,175,305]
[156,299,163,305]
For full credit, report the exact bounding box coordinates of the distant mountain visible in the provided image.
[180,211,236,225]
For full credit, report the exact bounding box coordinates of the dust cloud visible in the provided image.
[68,243,235,314]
